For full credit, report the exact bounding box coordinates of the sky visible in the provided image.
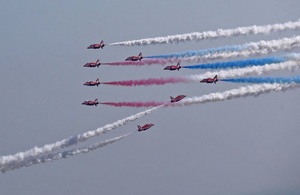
[0,0,300,194]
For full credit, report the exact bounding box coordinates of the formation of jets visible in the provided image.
[83,40,221,132]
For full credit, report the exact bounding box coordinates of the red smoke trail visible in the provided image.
[101,77,189,86]
[102,58,178,66]
[100,102,167,107]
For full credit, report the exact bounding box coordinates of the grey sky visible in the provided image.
[0,0,299,194]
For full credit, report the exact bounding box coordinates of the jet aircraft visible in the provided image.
[125,52,143,61]
[137,123,154,131]
[82,98,99,106]
[164,63,181,71]
[84,78,100,87]
[200,75,218,84]
[83,59,101,68]
[170,95,186,103]
[87,40,105,49]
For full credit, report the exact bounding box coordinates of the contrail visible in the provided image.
[221,76,300,84]
[171,83,299,107]
[101,102,167,107]
[1,133,131,173]
[101,60,300,87]
[145,36,300,59]
[0,105,164,169]
[109,19,300,46]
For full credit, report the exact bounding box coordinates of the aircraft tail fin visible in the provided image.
[96,59,101,67]
[137,125,142,131]
[177,63,181,70]
[96,78,99,82]
[138,52,142,57]
[214,75,218,84]
[95,98,98,102]
[100,40,103,44]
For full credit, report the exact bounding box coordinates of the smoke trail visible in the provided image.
[221,76,300,84]
[101,102,167,107]
[180,37,300,64]
[146,36,300,59]
[2,83,299,172]
[100,83,300,108]
[101,61,300,87]
[183,56,286,69]
[146,45,246,59]
[1,134,131,173]
[0,105,164,169]
[109,19,300,46]
[104,38,300,67]
[101,77,189,86]
[102,58,179,66]
[189,60,300,81]
[171,83,299,107]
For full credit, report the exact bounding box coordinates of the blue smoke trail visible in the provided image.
[145,44,249,59]
[182,56,286,69]
[221,76,300,84]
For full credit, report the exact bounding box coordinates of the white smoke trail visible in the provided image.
[1,133,131,173]
[0,105,164,169]
[188,60,300,81]
[109,20,300,46]
[173,83,299,107]
[2,82,299,172]
[180,36,300,63]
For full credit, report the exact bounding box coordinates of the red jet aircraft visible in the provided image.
[87,40,105,49]
[137,123,154,132]
[82,98,99,106]
[125,52,143,61]
[164,63,181,71]
[200,75,218,84]
[83,59,101,68]
[84,78,100,87]
[170,95,186,103]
